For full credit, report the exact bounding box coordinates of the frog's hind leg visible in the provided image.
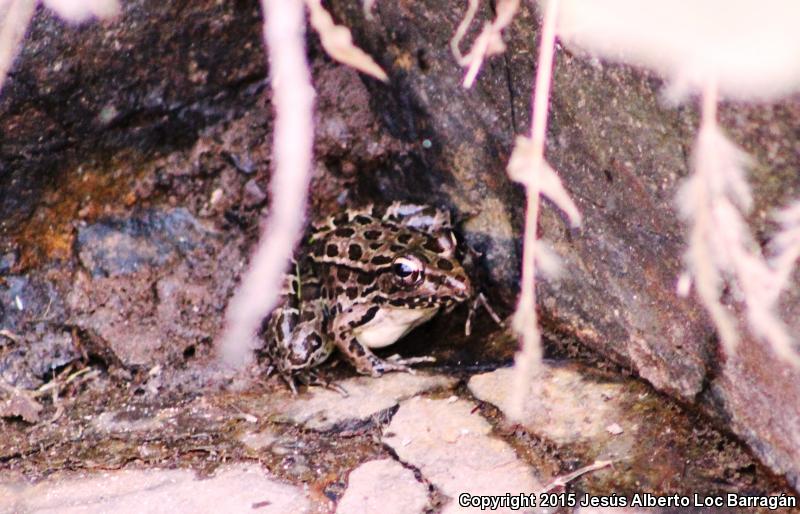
[265,267,335,393]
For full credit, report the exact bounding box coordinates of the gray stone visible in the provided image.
[383,396,541,514]
[76,208,212,278]
[336,458,428,514]
[468,366,631,450]
[274,372,457,431]
[0,464,310,514]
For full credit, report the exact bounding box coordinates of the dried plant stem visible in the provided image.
[539,459,614,493]
[508,0,558,420]
[682,79,800,365]
[0,0,36,94]
[218,0,315,368]
[689,79,740,350]
[451,0,520,88]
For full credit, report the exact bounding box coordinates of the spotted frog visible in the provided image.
[263,203,475,390]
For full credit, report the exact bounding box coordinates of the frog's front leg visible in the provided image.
[329,307,430,377]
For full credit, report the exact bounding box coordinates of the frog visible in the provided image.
[262,202,481,392]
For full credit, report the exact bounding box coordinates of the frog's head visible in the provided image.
[377,229,472,310]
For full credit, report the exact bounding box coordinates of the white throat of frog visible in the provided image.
[353,306,440,348]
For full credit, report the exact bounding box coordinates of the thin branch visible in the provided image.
[539,460,614,494]
[452,0,519,88]
[507,0,559,420]
[305,0,388,82]
[450,0,479,63]
[218,0,315,368]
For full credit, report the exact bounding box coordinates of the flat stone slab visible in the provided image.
[337,458,429,514]
[383,396,542,514]
[274,372,457,431]
[469,365,630,451]
[0,464,309,514]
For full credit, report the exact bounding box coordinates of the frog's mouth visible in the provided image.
[354,306,439,348]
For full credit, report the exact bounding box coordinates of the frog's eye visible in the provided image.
[392,255,425,286]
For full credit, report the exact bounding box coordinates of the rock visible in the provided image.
[242,178,267,208]
[468,365,785,495]
[274,372,457,432]
[0,330,78,389]
[337,458,429,514]
[0,464,310,513]
[239,428,278,452]
[68,208,242,367]
[382,396,541,514]
[328,0,800,491]
[76,208,213,278]
[0,390,43,423]
[469,366,631,448]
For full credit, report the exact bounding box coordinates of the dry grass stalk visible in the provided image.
[678,79,799,365]
[506,0,580,420]
[43,0,119,22]
[451,0,519,88]
[218,0,315,368]
[306,0,388,82]
[539,459,614,493]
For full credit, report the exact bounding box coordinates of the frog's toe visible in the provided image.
[279,372,300,395]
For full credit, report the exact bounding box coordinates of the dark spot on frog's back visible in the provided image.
[348,244,363,260]
[357,272,374,285]
[307,333,323,348]
[335,227,356,237]
[397,233,413,244]
[355,215,373,225]
[337,267,350,282]
[364,230,382,240]
[423,238,444,254]
[371,255,392,265]
[312,240,326,257]
[390,244,405,253]
[346,286,359,299]
[326,244,339,257]
[437,258,454,271]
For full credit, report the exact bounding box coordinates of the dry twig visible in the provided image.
[451,0,519,88]
[678,79,800,365]
[306,0,387,82]
[506,0,580,420]
[539,459,614,493]
[0,0,36,93]
[218,0,315,368]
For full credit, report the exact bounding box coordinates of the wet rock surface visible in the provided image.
[0,0,799,510]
